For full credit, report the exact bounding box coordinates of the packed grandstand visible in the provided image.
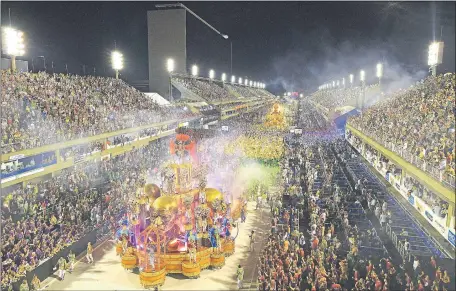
[0,10,455,289]
[1,62,455,291]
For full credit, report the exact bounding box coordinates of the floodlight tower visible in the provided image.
[428,42,444,77]
[111,51,124,79]
[2,27,26,72]
[167,58,175,101]
[376,63,383,86]
[191,64,198,77]
[360,70,366,110]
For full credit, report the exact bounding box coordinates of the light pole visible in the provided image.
[376,63,383,86]
[157,4,234,76]
[37,56,46,72]
[167,58,175,101]
[2,27,25,72]
[360,70,365,110]
[111,51,123,79]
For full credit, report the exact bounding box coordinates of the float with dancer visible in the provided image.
[118,129,242,288]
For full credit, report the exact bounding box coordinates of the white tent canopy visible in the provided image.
[143,92,171,106]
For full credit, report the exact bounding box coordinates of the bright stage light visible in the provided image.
[342,78,345,86]
[191,65,198,76]
[349,74,354,84]
[209,69,215,79]
[221,73,226,82]
[166,58,175,73]
[239,77,242,84]
[336,80,340,87]
[360,70,365,82]
[231,75,235,83]
[245,79,248,86]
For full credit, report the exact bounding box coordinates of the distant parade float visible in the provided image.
[115,131,241,288]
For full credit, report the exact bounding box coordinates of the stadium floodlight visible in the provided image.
[245,79,248,86]
[360,70,365,82]
[332,81,335,88]
[191,65,198,76]
[249,80,253,87]
[376,63,383,86]
[111,51,124,79]
[209,69,215,79]
[239,77,243,84]
[349,74,354,85]
[167,58,175,73]
[231,75,235,83]
[221,73,226,82]
[2,27,25,72]
[336,80,340,87]
[428,41,444,76]
[342,78,345,87]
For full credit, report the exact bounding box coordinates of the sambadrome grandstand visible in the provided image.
[1,6,455,291]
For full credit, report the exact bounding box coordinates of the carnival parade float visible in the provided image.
[117,131,241,288]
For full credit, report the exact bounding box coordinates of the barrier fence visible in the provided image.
[349,125,455,189]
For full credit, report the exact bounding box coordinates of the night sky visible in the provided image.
[1,1,455,93]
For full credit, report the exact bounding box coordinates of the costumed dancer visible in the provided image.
[199,188,206,204]
[215,226,222,253]
[188,237,197,264]
[86,242,94,264]
[121,236,128,255]
[148,246,155,271]
[68,250,76,273]
[54,256,67,281]
[236,264,244,290]
[20,280,30,291]
[249,230,255,252]
[31,275,41,291]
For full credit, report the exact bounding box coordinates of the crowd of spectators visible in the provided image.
[1,70,195,154]
[255,102,453,291]
[0,137,169,288]
[310,84,380,112]
[173,76,274,102]
[173,77,235,102]
[348,73,455,186]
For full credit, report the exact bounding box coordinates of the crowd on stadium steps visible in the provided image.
[348,74,455,179]
[0,138,169,288]
[310,84,380,111]
[256,129,453,290]
[173,77,235,101]
[1,70,196,154]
